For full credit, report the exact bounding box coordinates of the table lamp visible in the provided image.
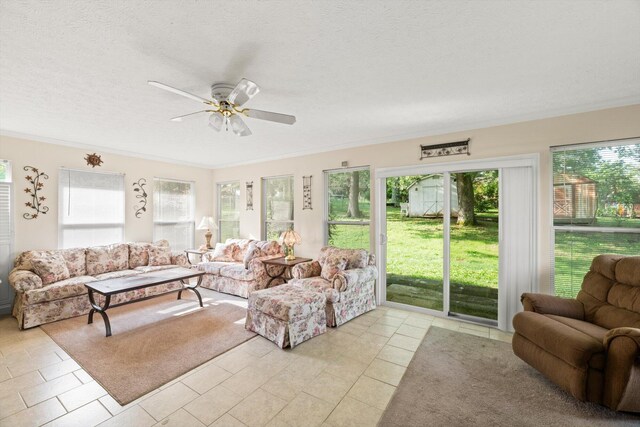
[280,229,301,261]
[197,216,217,249]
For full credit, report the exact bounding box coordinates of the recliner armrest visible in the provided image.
[604,327,640,350]
[520,293,585,320]
[603,327,640,412]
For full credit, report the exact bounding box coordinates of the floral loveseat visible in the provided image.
[195,238,286,298]
[9,240,188,329]
[289,246,377,327]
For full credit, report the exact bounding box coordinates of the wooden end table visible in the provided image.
[84,267,205,337]
[261,256,313,287]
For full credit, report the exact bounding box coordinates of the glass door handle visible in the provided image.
[380,233,387,245]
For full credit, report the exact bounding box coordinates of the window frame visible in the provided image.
[550,138,640,296]
[153,177,196,251]
[216,180,240,243]
[58,168,125,249]
[324,166,372,251]
[262,175,294,241]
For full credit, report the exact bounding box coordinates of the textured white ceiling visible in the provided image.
[1,1,639,168]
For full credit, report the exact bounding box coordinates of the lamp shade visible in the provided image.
[197,216,216,230]
[280,229,301,246]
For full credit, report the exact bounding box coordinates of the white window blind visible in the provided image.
[263,176,294,240]
[153,178,195,251]
[217,182,240,243]
[552,139,640,298]
[59,168,125,249]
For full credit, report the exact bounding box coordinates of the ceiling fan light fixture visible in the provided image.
[229,114,252,137]
[209,112,224,131]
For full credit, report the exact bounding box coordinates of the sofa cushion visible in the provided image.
[24,275,96,304]
[94,269,141,280]
[86,243,129,276]
[243,242,262,269]
[15,248,86,278]
[226,239,256,261]
[128,242,151,268]
[321,256,347,281]
[513,311,605,370]
[148,245,172,266]
[319,247,368,270]
[197,261,238,276]
[255,240,282,256]
[31,253,71,285]
[212,242,238,262]
[289,277,340,303]
[249,284,326,322]
[134,264,180,273]
[220,264,254,282]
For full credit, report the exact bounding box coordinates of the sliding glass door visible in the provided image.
[378,157,536,330]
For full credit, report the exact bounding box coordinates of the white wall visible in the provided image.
[0,135,215,254]
[210,104,640,294]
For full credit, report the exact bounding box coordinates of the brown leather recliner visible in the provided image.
[512,254,640,412]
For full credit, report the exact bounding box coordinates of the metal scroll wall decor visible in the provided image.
[132,178,148,218]
[23,166,49,219]
[246,181,254,210]
[303,176,312,210]
[420,139,470,159]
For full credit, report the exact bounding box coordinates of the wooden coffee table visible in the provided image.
[261,256,313,287]
[84,267,205,337]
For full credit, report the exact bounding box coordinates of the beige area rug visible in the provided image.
[41,292,255,405]
[380,327,640,427]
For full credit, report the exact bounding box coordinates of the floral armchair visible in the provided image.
[289,246,377,327]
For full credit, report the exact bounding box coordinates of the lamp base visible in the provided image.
[205,230,213,249]
[285,245,296,261]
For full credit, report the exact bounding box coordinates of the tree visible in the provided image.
[347,170,362,218]
[456,172,477,226]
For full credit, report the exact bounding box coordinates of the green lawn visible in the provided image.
[329,204,639,319]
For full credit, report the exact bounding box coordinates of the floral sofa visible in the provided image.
[195,238,286,298]
[9,240,188,329]
[289,246,377,327]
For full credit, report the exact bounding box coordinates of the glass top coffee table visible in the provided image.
[84,267,205,337]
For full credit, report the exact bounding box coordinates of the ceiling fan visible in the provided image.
[148,78,296,137]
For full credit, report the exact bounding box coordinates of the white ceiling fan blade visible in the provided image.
[170,110,211,122]
[229,114,252,137]
[148,81,218,106]
[227,78,260,107]
[209,112,224,131]
[243,108,296,125]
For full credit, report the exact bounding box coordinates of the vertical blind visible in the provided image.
[0,179,13,298]
[59,168,125,248]
[153,178,195,251]
[552,139,640,297]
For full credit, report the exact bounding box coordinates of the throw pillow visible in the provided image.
[86,243,129,276]
[243,242,263,269]
[212,242,238,262]
[321,256,348,281]
[128,242,151,268]
[31,253,71,285]
[148,245,172,266]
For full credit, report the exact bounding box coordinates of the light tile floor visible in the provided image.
[0,290,512,427]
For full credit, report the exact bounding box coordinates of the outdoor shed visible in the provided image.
[407,175,459,217]
[553,173,597,224]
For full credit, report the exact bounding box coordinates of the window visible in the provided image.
[0,160,13,301]
[552,140,640,298]
[217,181,240,242]
[59,168,125,248]
[325,167,371,250]
[263,176,294,240]
[153,178,195,251]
